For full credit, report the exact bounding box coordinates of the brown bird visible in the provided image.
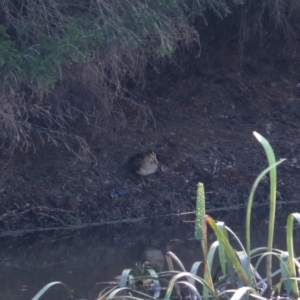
[128,151,160,184]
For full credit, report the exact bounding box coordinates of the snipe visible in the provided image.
[128,151,160,184]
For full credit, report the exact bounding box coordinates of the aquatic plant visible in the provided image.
[32,132,300,299]
[94,132,299,300]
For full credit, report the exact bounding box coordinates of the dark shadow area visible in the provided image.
[0,216,299,300]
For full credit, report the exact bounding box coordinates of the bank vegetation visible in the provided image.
[1,0,300,157]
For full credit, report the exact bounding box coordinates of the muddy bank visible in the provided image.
[1,34,300,233]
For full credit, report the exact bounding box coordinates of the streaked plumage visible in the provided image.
[129,151,159,177]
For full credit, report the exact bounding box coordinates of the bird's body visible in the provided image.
[129,151,159,177]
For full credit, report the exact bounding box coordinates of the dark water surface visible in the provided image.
[0,214,299,300]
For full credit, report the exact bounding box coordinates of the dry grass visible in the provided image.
[1,0,300,158]
[0,0,200,158]
[237,0,300,54]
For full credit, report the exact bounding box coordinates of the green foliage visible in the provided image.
[31,132,300,299]
[0,26,21,82]
[17,19,106,91]
[31,281,72,300]
[286,213,300,297]
[0,26,19,67]
[95,132,299,299]
[0,0,300,154]
[0,0,206,152]
[0,0,247,93]
[247,132,284,288]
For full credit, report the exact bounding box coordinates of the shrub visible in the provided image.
[1,1,300,156]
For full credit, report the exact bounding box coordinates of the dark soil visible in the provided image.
[1,32,300,234]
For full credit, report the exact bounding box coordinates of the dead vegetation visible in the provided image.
[0,0,300,159]
[0,0,201,159]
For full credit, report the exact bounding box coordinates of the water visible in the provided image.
[0,214,299,300]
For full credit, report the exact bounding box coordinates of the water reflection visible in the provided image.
[0,215,299,300]
[136,249,165,273]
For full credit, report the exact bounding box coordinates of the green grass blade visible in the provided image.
[31,281,72,300]
[229,286,258,300]
[190,261,203,274]
[176,281,202,300]
[222,223,258,287]
[189,262,206,299]
[253,250,291,291]
[280,252,292,295]
[224,225,247,253]
[237,251,251,287]
[207,241,220,272]
[107,287,156,300]
[216,222,227,275]
[254,250,284,270]
[197,211,213,299]
[205,240,220,297]
[250,247,269,257]
[246,160,285,280]
[253,131,281,288]
[219,224,236,288]
[164,272,218,300]
[120,269,137,288]
[206,216,249,286]
[97,286,120,300]
[286,212,300,298]
[165,251,188,299]
[145,269,161,299]
[165,251,186,272]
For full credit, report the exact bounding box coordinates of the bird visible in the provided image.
[128,151,160,184]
